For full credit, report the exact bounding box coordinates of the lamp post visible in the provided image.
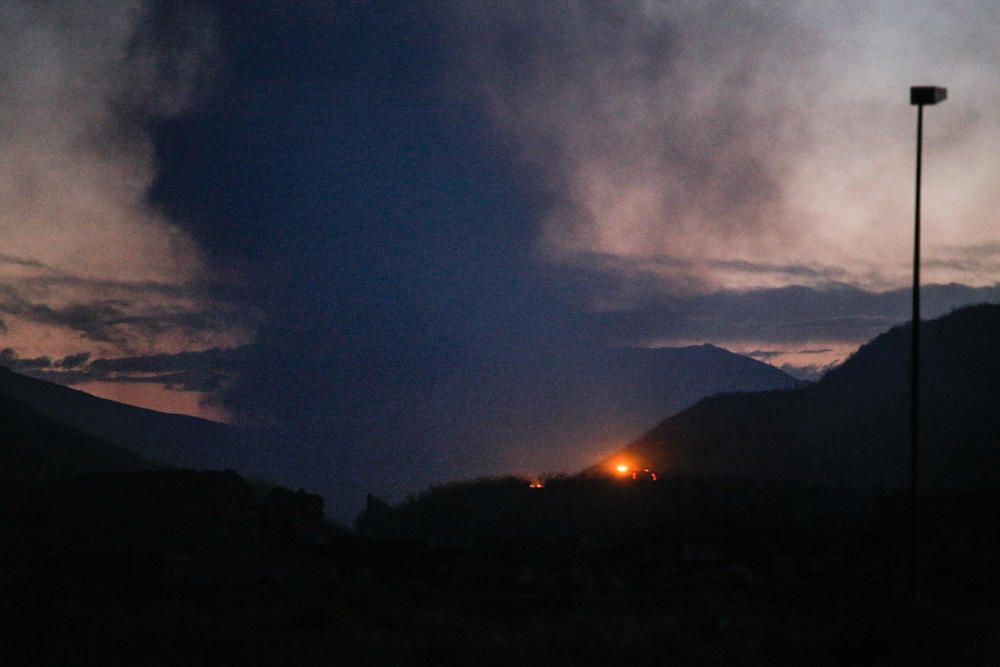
[908,85,946,606]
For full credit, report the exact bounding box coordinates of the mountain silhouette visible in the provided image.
[589,343,805,428]
[0,344,800,519]
[0,392,153,504]
[394,341,804,480]
[603,303,1000,489]
[0,365,279,478]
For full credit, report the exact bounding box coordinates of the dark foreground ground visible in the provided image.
[3,471,1000,665]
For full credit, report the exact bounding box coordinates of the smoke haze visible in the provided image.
[450,1,1000,296]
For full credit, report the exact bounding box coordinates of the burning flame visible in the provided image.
[613,462,659,482]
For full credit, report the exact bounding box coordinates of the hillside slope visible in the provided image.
[604,304,1000,489]
[0,393,154,502]
[0,366,272,474]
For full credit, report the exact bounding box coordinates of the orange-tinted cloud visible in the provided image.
[0,2,254,418]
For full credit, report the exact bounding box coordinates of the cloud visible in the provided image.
[548,278,999,376]
[450,1,810,290]
[87,346,250,374]
[55,352,91,369]
[0,294,127,343]
[0,348,52,370]
[450,1,1000,295]
[0,254,47,269]
[744,350,781,360]
[0,1,211,284]
[2,345,249,400]
[583,281,1000,369]
[779,362,839,383]
[0,2,255,409]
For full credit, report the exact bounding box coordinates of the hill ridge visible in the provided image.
[600,303,1000,488]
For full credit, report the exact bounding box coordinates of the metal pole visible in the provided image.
[910,102,923,606]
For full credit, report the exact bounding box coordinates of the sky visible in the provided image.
[3,1,1000,511]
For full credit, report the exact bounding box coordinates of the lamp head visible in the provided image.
[911,86,947,106]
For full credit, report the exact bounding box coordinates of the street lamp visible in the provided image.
[909,85,946,606]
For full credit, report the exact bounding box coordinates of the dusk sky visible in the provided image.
[3,1,1000,509]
